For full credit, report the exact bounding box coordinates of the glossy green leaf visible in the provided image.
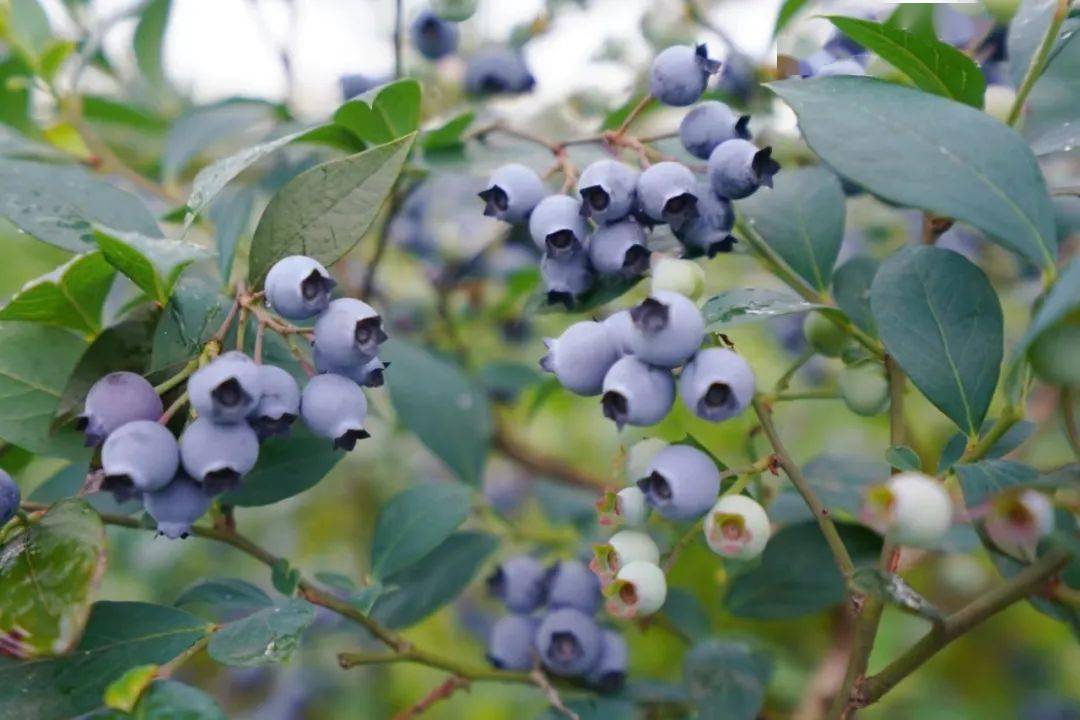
[832,256,878,335]
[1008,0,1061,87]
[149,275,232,373]
[738,167,845,291]
[1014,256,1080,359]
[174,578,272,622]
[938,419,1035,472]
[207,599,315,667]
[94,227,211,305]
[381,338,491,485]
[222,428,345,506]
[421,111,475,151]
[370,482,472,580]
[131,680,226,720]
[885,445,921,472]
[772,454,887,524]
[333,79,421,144]
[0,601,210,720]
[162,100,281,183]
[955,459,1040,507]
[248,133,414,284]
[0,499,105,658]
[81,96,168,134]
[270,560,301,597]
[133,0,171,88]
[770,77,1058,268]
[207,186,255,282]
[0,252,116,333]
[870,246,1003,435]
[683,640,773,720]
[0,160,163,252]
[826,16,985,107]
[702,288,824,330]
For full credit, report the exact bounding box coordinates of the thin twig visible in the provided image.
[394,0,404,79]
[493,425,609,491]
[531,667,580,720]
[394,676,470,720]
[158,391,189,425]
[614,95,654,136]
[1006,0,1070,127]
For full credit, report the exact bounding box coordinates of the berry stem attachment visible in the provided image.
[254,321,267,365]
[614,94,654,137]
[158,391,189,425]
[153,357,199,395]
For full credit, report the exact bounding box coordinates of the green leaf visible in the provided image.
[1013,256,1080,360]
[1030,119,1079,156]
[774,0,811,37]
[381,339,492,486]
[1008,0,1061,87]
[737,167,845,291]
[421,111,475,152]
[207,187,255,282]
[773,454,887,524]
[938,419,1035,472]
[663,589,711,640]
[0,58,35,137]
[131,680,226,720]
[174,578,272,622]
[93,227,211,305]
[0,252,116,333]
[207,598,315,667]
[333,79,422,144]
[683,640,773,720]
[0,322,89,456]
[701,288,824,330]
[372,532,497,629]
[0,499,105,658]
[0,160,163,252]
[103,664,159,713]
[885,445,921,472]
[270,560,301,597]
[851,568,944,625]
[478,360,542,401]
[884,3,936,40]
[221,428,345,506]
[81,96,169,134]
[133,0,171,88]
[7,0,51,62]
[162,100,282,183]
[826,16,986,107]
[370,482,472,580]
[832,256,878,335]
[769,77,1058,268]
[725,522,882,619]
[149,275,232,373]
[870,246,1003,435]
[955,459,1040,507]
[248,133,415,285]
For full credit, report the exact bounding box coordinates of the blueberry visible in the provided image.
[679,101,751,160]
[649,43,721,107]
[545,560,602,615]
[479,164,545,224]
[803,311,848,357]
[248,364,301,439]
[179,417,259,495]
[300,373,369,450]
[588,630,628,693]
[606,560,666,618]
[588,218,649,277]
[637,444,720,520]
[0,470,20,526]
[188,353,264,424]
[77,372,163,447]
[817,58,866,77]
[627,290,705,368]
[798,49,838,78]
[410,10,459,60]
[487,555,548,613]
[636,162,699,230]
[985,490,1055,562]
[601,357,675,428]
[144,474,213,540]
[863,472,953,549]
[314,347,388,388]
[839,361,889,417]
[715,51,757,101]
[679,348,754,422]
[529,195,589,257]
[674,184,735,258]
[486,614,538,671]
[339,73,382,100]
[592,528,660,584]
[540,320,622,396]
[101,420,180,496]
[534,607,602,677]
[704,495,771,559]
[600,310,635,356]
[824,26,866,58]
[707,139,780,200]
[465,47,535,96]
[541,250,595,309]
[652,257,705,299]
[483,463,530,517]
[595,485,650,529]
[264,255,336,320]
[312,298,388,369]
[577,160,639,224]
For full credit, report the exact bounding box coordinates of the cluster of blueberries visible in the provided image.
[484,555,627,690]
[65,254,387,539]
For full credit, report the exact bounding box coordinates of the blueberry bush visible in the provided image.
[0,0,1078,718]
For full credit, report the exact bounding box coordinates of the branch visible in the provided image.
[394,675,470,720]
[1006,0,1071,126]
[393,0,404,79]
[493,425,609,491]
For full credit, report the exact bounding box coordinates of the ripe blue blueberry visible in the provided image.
[534,607,602,677]
[707,139,781,200]
[312,298,388,369]
[588,630,628,692]
[637,444,720,520]
[545,559,602,615]
[601,356,675,428]
[486,614,538,671]
[679,348,755,422]
[540,320,621,396]
[577,160,639,224]
[410,10,459,60]
[529,195,589,257]
[314,347,388,388]
[628,290,705,368]
[339,73,382,100]
[636,162,699,230]
[264,255,336,320]
[248,364,301,439]
[541,250,595,309]
[679,101,751,160]
[483,463,530,517]
[649,43,721,107]
[487,554,548,613]
[465,47,535,96]
[479,163,545,224]
[674,182,736,257]
[588,218,649,277]
[798,49,837,78]
[77,371,164,447]
[601,310,635,356]
[101,420,180,497]
[0,469,20,526]
[188,352,263,424]
[144,474,213,540]
[179,417,260,495]
[300,373,370,450]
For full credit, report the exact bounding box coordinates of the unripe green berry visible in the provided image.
[1028,316,1080,387]
[651,257,705,300]
[839,361,890,416]
[803,312,848,357]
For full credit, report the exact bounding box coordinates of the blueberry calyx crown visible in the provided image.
[734,115,752,140]
[546,291,574,310]
[300,269,335,301]
[580,185,610,214]
[637,471,673,501]
[334,428,371,451]
[203,468,241,496]
[601,391,628,426]
[212,378,249,408]
[354,317,388,352]
[751,146,781,188]
[548,631,583,663]
[693,43,722,74]
[629,298,669,334]
[478,185,510,216]
[545,229,579,255]
[622,245,649,275]
[661,192,700,229]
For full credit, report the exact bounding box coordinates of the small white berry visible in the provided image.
[984,490,1055,561]
[863,472,953,549]
[651,257,705,300]
[703,494,770,560]
[591,529,660,585]
[606,561,667,618]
